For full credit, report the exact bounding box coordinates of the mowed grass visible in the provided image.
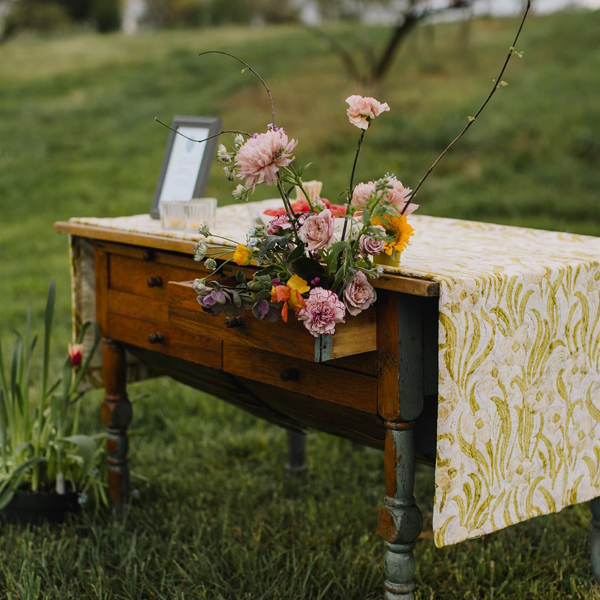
[0,10,599,599]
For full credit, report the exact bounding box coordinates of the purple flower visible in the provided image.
[359,226,386,256]
[267,214,293,235]
[297,287,346,337]
[343,271,377,316]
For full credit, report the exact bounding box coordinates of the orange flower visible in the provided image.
[373,214,414,256]
[270,275,309,322]
[232,244,252,265]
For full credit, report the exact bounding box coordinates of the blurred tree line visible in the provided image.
[1,0,121,40]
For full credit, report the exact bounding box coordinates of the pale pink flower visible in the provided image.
[235,130,298,189]
[297,288,346,337]
[343,270,377,316]
[351,181,376,209]
[359,226,386,256]
[267,213,292,235]
[387,177,419,216]
[352,178,419,215]
[345,95,390,130]
[299,209,335,251]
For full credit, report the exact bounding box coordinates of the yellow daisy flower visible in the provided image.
[373,214,414,256]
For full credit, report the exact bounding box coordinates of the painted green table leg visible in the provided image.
[591,497,600,583]
[379,422,423,600]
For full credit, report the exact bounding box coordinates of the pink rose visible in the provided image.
[343,271,377,316]
[351,181,376,209]
[345,95,390,130]
[267,213,292,235]
[235,129,298,189]
[359,226,386,256]
[297,287,346,337]
[299,209,335,251]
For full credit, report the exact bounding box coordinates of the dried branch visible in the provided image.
[198,50,276,127]
[402,0,532,214]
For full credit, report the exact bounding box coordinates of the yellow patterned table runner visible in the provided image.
[69,203,600,548]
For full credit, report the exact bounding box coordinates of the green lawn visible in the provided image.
[1,10,599,599]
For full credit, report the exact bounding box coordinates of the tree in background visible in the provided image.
[0,0,121,41]
[311,0,475,85]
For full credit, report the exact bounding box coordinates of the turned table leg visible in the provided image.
[100,337,132,512]
[591,497,600,584]
[285,429,307,476]
[378,421,423,600]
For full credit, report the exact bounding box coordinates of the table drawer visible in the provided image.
[223,343,377,414]
[168,280,377,363]
[109,253,201,301]
[106,312,222,370]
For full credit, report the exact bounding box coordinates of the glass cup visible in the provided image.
[159,201,187,230]
[185,198,218,232]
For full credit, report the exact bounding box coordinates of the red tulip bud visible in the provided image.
[68,343,84,367]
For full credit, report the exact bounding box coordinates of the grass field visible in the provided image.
[0,9,599,599]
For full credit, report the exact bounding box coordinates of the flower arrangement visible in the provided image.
[192,88,419,338]
[180,6,531,339]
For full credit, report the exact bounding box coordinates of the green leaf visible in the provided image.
[293,257,326,284]
[235,270,246,284]
[324,241,350,274]
[62,435,96,479]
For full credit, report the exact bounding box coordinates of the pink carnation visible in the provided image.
[351,181,376,209]
[351,178,419,215]
[387,177,419,216]
[235,129,298,189]
[297,288,346,337]
[343,271,377,316]
[299,209,335,251]
[267,213,292,235]
[345,95,390,130]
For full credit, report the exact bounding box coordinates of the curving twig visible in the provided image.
[154,117,250,144]
[198,50,276,127]
[402,0,532,214]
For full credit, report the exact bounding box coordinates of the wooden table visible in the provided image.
[55,220,599,599]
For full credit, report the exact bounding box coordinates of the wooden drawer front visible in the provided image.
[109,254,200,301]
[107,312,222,370]
[223,343,377,414]
[168,280,377,363]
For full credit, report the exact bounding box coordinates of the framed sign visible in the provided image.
[150,115,222,219]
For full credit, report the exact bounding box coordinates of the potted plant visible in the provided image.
[0,278,107,524]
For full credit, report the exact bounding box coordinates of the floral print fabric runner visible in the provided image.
[70,204,600,548]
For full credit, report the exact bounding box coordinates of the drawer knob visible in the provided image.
[142,251,155,262]
[280,368,299,382]
[225,316,243,328]
[148,332,164,344]
[147,276,163,288]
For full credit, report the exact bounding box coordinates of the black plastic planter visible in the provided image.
[0,490,79,525]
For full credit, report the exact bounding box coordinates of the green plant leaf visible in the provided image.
[293,257,326,285]
[62,435,96,479]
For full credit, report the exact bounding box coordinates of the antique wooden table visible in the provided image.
[55,218,600,599]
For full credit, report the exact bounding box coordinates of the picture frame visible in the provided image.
[150,115,222,219]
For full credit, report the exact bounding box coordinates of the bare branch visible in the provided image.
[402,0,532,213]
[198,50,276,127]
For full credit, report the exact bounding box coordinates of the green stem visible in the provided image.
[340,128,367,257]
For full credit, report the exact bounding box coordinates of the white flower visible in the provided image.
[568,416,593,452]
[507,453,534,485]
[524,379,555,413]
[545,405,566,435]
[461,409,492,443]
